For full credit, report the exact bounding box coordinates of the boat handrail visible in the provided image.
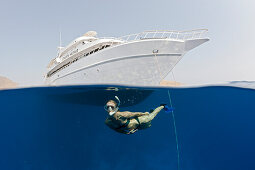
[117,29,208,42]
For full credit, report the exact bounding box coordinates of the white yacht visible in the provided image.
[45,30,209,86]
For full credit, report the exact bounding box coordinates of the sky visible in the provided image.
[0,0,255,86]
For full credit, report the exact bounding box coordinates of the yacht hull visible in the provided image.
[45,38,208,86]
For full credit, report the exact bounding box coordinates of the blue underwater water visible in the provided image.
[0,85,255,170]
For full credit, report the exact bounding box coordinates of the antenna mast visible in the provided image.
[59,29,62,47]
[57,28,62,58]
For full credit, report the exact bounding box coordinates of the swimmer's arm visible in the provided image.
[119,111,149,118]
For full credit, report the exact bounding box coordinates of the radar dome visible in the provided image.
[83,31,97,37]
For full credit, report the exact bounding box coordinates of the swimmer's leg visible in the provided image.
[138,106,164,123]
[127,119,140,130]
[126,106,164,130]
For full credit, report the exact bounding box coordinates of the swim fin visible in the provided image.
[160,104,174,113]
[164,105,174,113]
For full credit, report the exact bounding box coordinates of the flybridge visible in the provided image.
[58,36,98,58]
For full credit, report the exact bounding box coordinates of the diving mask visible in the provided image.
[104,105,118,116]
[104,96,121,116]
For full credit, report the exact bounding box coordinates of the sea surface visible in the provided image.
[0,84,255,170]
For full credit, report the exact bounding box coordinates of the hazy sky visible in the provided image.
[1,0,254,86]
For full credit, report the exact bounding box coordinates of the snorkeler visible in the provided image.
[104,96,167,134]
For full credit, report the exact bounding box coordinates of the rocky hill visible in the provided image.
[0,76,18,89]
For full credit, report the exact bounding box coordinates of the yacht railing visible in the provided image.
[117,29,208,42]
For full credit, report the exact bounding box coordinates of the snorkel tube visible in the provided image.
[114,96,121,107]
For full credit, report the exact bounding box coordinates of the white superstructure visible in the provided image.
[45,30,209,86]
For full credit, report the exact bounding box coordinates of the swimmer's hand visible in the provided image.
[127,129,138,134]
